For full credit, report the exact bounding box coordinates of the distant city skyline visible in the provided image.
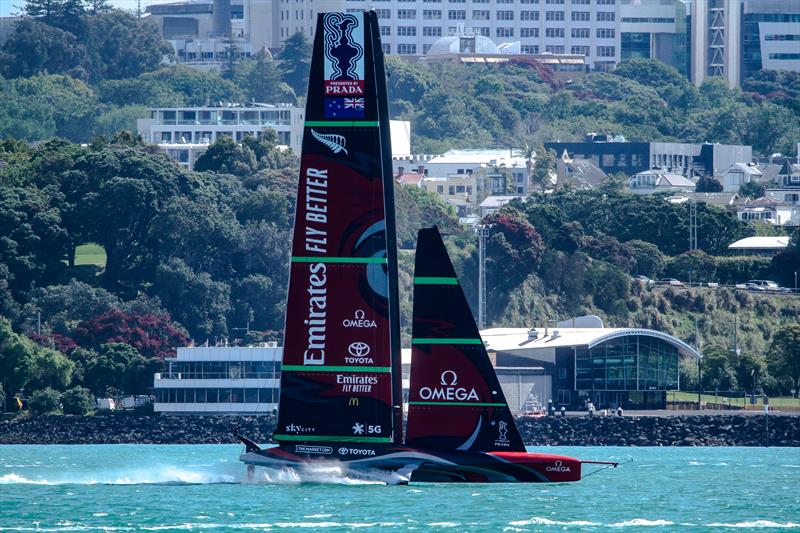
[0,0,177,17]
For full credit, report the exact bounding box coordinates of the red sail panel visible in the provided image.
[275,11,401,444]
[406,227,525,452]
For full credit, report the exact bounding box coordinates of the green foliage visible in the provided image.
[92,105,149,138]
[194,136,257,176]
[695,176,723,193]
[83,342,145,395]
[278,32,312,97]
[769,324,800,392]
[584,259,630,315]
[484,212,545,290]
[667,250,717,283]
[627,240,666,278]
[739,180,766,199]
[60,385,93,414]
[0,20,88,80]
[701,345,739,390]
[234,50,296,104]
[394,184,462,249]
[768,227,800,287]
[136,67,243,106]
[714,256,771,285]
[0,319,36,412]
[29,387,61,415]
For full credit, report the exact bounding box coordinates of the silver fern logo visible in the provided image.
[310,129,348,155]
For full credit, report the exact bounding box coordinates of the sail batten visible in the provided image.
[276,11,400,446]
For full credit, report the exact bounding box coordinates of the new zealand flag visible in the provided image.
[325,97,366,119]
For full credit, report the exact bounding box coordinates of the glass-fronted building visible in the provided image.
[484,324,700,411]
[153,346,282,415]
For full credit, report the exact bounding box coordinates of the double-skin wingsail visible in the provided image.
[274,11,402,445]
[406,227,525,452]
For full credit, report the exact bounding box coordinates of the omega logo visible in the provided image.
[418,370,479,402]
[546,460,572,473]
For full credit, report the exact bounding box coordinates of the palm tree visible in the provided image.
[515,141,536,194]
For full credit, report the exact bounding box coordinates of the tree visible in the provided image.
[0,20,88,79]
[60,385,94,414]
[627,240,666,278]
[0,319,36,412]
[769,324,800,394]
[85,10,164,80]
[234,50,295,103]
[21,0,87,37]
[667,250,717,283]
[695,176,723,193]
[700,345,738,391]
[484,212,545,290]
[26,345,74,391]
[83,342,145,395]
[25,280,121,335]
[584,260,630,315]
[531,145,556,191]
[138,66,243,107]
[739,180,766,199]
[279,32,312,97]
[73,309,188,358]
[29,387,61,415]
[194,136,257,176]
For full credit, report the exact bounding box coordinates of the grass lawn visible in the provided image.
[74,243,107,267]
[670,390,800,410]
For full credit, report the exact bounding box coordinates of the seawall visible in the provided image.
[1,414,798,446]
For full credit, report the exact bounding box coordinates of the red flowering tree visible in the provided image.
[484,212,545,290]
[73,310,188,358]
[29,332,78,354]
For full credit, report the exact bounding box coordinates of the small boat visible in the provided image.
[519,392,547,419]
[238,10,616,484]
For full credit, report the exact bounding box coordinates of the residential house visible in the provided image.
[734,196,798,226]
[478,195,524,218]
[627,170,696,195]
[555,151,608,190]
[719,163,764,193]
[667,192,739,208]
[766,159,800,206]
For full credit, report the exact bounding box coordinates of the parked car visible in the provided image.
[746,280,781,292]
[657,278,684,286]
[633,275,654,285]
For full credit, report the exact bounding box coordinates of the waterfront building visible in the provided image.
[153,345,282,415]
[483,316,702,411]
[727,235,790,255]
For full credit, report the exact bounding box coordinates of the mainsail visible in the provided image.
[406,227,525,452]
[274,11,402,445]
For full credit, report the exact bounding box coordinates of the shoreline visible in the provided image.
[1,413,798,446]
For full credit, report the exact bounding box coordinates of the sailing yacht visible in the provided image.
[238,10,616,483]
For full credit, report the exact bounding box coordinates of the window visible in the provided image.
[476,27,490,36]
[397,43,417,54]
[559,367,568,379]
[449,0,465,2]
[545,0,564,3]
[597,28,616,38]
[375,9,390,18]
[520,0,539,3]
[521,27,539,37]
[764,34,800,41]
[769,53,800,59]
[423,26,442,36]
[437,185,444,193]
[382,44,391,55]
[448,9,466,19]
[521,44,539,54]
[545,45,565,53]
[398,26,417,36]
[597,11,615,21]
[597,45,616,57]
[448,186,455,195]
[572,0,589,3]
[423,9,441,19]
[572,27,589,38]
[380,26,391,36]
[472,10,490,20]
[572,11,590,21]
[397,9,416,19]
[497,0,514,3]
[456,185,465,193]
[497,10,514,20]
[546,10,564,21]
[497,27,514,37]
[423,0,442,2]
[597,0,615,4]
[545,27,565,38]
[571,45,589,55]
[557,389,571,405]
[520,10,539,20]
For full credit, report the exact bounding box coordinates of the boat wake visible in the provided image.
[0,463,406,486]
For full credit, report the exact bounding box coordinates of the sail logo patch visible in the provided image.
[296,445,332,455]
[418,370,479,402]
[494,421,511,447]
[323,13,365,96]
[337,374,377,392]
[310,129,348,155]
[342,309,377,328]
[325,98,365,119]
[345,341,374,365]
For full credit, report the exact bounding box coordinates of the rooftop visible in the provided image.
[728,236,790,250]
[481,327,701,360]
[428,149,528,168]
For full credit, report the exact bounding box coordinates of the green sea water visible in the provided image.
[0,445,798,531]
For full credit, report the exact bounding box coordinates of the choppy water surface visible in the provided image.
[0,445,798,531]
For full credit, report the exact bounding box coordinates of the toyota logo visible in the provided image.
[338,447,348,455]
[348,342,370,357]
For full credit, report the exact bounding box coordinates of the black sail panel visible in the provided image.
[275,11,401,445]
[406,227,525,452]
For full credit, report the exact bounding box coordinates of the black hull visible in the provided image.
[239,443,583,483]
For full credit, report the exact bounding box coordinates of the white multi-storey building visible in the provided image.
[136,103,305,154]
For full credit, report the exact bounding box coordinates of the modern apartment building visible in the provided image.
[136,103,304,154]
